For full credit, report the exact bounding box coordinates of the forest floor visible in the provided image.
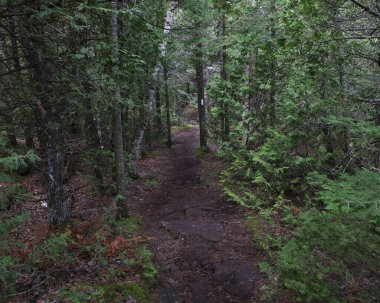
[133,126,264,303]
[4,126,265,303]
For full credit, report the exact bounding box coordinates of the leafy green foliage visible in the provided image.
[0,185,32,211]
[58,281,151,303]
[246,215,272,253]
[0,213,29,300]
[0,213,29,250]
[0,134,39,182]
[277,170,380,302]
[135,246,157,282]
[308,170,380,215]
[28,232,75,270]
[207,2,380,301]
[0,150,40,173]
[0,256,18,291]
[144,176,160,189]
[103,211,142,238]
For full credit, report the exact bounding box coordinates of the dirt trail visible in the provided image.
[137,127,261,303]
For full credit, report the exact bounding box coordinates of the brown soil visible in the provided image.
[135,127,264,303]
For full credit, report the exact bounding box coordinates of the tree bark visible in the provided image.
[110,0,128,218]
[23,31,69,227]
[83,82,104,186]
[155,83,163,135]
[24,127,34,150]
[220,12,229,140]
[269,0,277,126]
[164,66,172,147]
[195,42,209,152]
[130,1,177,175]
[243,55,255,146]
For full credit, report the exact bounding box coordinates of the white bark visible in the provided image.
[130,1,178,176]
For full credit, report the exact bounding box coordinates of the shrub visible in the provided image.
[28,232,75,270]
[277,170,380,302]
[0,149,40,174]
[0,213,29,301]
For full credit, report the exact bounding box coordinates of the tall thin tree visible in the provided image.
[110,0,128,218]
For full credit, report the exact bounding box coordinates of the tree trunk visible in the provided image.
[130,1,177,174]
[130,122,146,177]
[195,42,209,152]
[269,0,277,126]
[334,9,353,162]
[24,127,34,149]
[83,82,104,187]
[23,33,69,227]
[2,17,19,148]
[243,55,255,146]
[220,12,229,141]
[110,0,128,218]
[5,116,17,148]
[155,84,163,135]
[164,66,172,147]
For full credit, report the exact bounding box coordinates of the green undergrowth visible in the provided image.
[143,176,160,189]
[222,163,380,302]
[55,213,157,303]
[0,135,40,301]
[0,209,157,302]
[58,281,151,303]
[0,212,30,298]
[171,124,193,136]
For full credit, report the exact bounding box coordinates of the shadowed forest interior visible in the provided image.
[0,0,379,302]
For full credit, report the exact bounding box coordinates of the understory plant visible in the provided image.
[276,170,380,302]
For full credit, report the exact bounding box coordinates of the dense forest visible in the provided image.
[0,0,379,302]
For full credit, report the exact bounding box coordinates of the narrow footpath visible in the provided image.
[136,127,262,303]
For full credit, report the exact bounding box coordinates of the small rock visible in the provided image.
[160,220,223,242]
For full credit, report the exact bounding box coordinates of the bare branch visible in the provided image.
[350,0,380,18]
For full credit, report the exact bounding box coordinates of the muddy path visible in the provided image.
[136,127,262,303]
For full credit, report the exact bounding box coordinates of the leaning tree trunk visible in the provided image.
[110,0,128,218]
[130,0,177,176]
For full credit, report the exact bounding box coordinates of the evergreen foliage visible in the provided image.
[0,0,379,301]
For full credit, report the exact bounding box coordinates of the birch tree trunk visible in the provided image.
[110,0,128,218]
[130,1,177,176]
